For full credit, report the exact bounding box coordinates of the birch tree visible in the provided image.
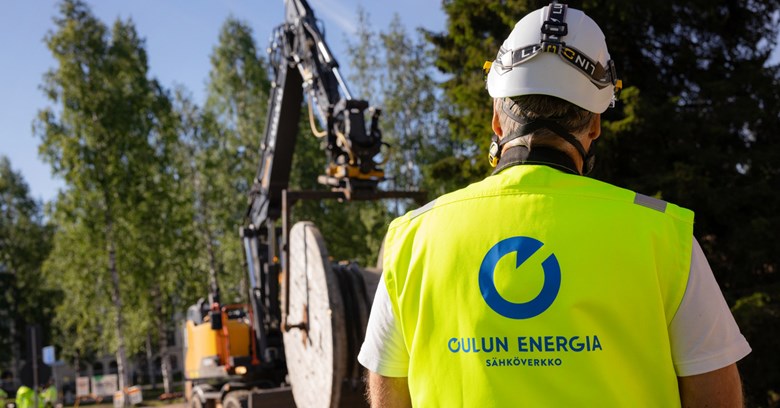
[36,0,179,389]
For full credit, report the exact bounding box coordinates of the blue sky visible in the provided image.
[0,0,447,202]
[2,3,778,203]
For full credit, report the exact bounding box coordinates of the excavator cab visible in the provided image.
[183,300,255,381]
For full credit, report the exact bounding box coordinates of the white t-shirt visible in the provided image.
[358,237,751,378]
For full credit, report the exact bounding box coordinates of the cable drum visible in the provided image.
[284,221,380,408]
[284,222,347,408]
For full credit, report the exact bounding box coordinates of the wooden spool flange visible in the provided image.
[284,222,347,408]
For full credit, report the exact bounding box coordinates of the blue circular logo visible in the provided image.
[478,236,561,319]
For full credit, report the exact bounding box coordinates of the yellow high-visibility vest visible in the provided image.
[383,165,693,407]
[41,386,57,406]
[15,386,35,408]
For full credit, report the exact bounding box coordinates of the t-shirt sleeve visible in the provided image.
[358,274,409,377]
[669,237,751,376]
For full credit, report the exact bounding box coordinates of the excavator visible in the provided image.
[183,1,424,407]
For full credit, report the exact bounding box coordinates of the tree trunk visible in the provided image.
[145,334,156,389]
[153,295,172,394]
[193,165,222,305]
[10,315,19,382]
[204,226,223,304]
[105,215,130,393]
[158,337,172,395]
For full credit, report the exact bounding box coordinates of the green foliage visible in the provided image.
[42,203,108,360]
[0,156,56,367]
[207,18,270,148]
[430,0,780,402]
[427,0,537,185]
[36,0,187,385]
[170,89,221,302]
[348,9,462,199]
[347,8,380,101]
[731,291,780,406]
[202,17,271,301]
[378,15,455,196]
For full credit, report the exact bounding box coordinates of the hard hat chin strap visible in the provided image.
[488,99,596,175]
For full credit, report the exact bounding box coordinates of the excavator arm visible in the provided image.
[248,0,384,228]
[188,2,423,406]
[241,0,390,370]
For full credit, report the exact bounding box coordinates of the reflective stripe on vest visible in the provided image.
[383,165,693,407]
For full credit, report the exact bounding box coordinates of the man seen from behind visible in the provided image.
[358,3,751,407]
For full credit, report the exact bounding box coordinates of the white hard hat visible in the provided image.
[486,3,621,113]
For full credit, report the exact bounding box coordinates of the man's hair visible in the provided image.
[497,95,595,147]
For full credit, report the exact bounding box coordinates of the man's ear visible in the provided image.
[588,113,601,141]
[492,99,503,137]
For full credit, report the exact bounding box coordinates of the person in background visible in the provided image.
[1,372,17,408]
[0,384,7,407]
[13,386,33,408]
[40,379,57,408]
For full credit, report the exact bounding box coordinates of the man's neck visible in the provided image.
[494,144,581,175]
[500,140,583,174]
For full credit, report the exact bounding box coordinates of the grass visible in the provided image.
[141,398,184,407]
[65,399,184,408]
[64,387,185,408]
